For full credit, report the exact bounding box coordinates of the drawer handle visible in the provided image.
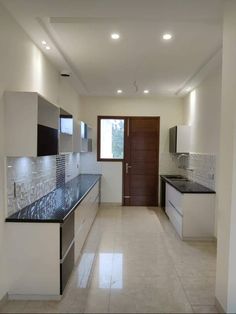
[168,200,183,217]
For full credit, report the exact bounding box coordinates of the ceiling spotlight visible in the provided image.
[111,33,120,40]
[143,90,150,94]
[42,40,47,45]
[45,46,51,50]
[162,33,172,40]
[117,89,123,94]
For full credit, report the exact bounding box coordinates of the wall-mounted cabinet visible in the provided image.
[80,122,92,153]
[59,109,73,154]
[169,125,191,154]
[5,91,59,157]
[73,120,81,153]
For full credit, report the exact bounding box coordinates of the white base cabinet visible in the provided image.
[165,183,215,240]
[6,181,100,300]
[74,182,99,263]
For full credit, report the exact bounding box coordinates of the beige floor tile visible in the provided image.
[109,278,193,313]
[84,288,110,313]
[0,301,27,313]
[23,301,60,313]
[180,275,216,306]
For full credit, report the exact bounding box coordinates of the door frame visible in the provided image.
[96,115,160,206]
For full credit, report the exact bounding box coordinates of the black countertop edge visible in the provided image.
[62,176,100,222]
[160,175,216,194]
[6,174,101,224]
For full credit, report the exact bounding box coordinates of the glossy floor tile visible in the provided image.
[0,206,218,313]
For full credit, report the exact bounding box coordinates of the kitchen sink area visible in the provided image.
[160,175,215,194]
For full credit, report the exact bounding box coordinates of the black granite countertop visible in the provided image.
[160,175,215,194]
[6,174,101,223]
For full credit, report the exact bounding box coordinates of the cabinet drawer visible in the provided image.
[166,183,183,215]
[89,182,99,202]
[60,212,74,259]
[60,242,74,294]
[167,200,183,238]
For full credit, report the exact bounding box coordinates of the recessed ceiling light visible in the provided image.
[143,90,150,94]
[117,89,123,94]
[162,33,172,40]
[42,40,47,45]
[111,33,120,40]
[45,46,51,50]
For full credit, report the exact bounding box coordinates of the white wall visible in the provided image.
[215,1,236,312]
[183,67,221,154]
[0,3,80,300]
[80,96,184,203]
[183,68,222,238]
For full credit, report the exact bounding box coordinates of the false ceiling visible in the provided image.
[1,0,223,96]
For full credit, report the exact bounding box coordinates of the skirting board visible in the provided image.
[8,294,61,301]
[215,297,225,313]
[100,202,122,207]
[183,236,217,242]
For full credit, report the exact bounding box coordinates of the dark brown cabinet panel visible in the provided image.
[37,124,58,156]
[60,242,74,294]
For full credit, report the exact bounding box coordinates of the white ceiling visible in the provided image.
[1,0,224,97]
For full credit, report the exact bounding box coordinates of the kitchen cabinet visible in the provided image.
[59,108,73,154]
[6,179,100,299]
[80,122,92,153]
[165,183,215,240]
[74,181,100,262]
[73,120,81,153]
[5,91,60,157]
[169,125,191,154]
[4,91,83,156]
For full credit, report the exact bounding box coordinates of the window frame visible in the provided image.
[97,116,126,162]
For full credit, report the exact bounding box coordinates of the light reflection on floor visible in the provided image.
[99,253,123,289]
[77,253,95,288]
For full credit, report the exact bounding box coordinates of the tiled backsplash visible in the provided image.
[7,153,80,215]
[159,152,180,175]
[177,153,216,190]
[65,153,80,183]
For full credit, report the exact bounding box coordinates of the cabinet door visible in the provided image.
[167,200,183,238]
[176,126,191,153]
[74,182,99,262]
[60,242,74,294]
[60,212,74,259]
[37,124,58,156]
[165,183,183,238]
[169,127,177,153]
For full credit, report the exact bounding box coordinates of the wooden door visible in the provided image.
[123,117,160,206]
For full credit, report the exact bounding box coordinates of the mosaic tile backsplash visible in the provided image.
[7,153,80,216]
[176,153,216,190]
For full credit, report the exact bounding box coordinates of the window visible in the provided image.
[97,117,125,161]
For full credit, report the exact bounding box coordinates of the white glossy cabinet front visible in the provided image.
[165,183,215,240]
[74,182,99,263]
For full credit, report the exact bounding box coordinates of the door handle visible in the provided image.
[125,163,132,174]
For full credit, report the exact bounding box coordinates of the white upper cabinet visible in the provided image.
[4,91,82,157]
[169,125,191,154]
[80,122,92,153]
[59,108,73,154]
[72,120,81,153]
[4,91,59,157]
